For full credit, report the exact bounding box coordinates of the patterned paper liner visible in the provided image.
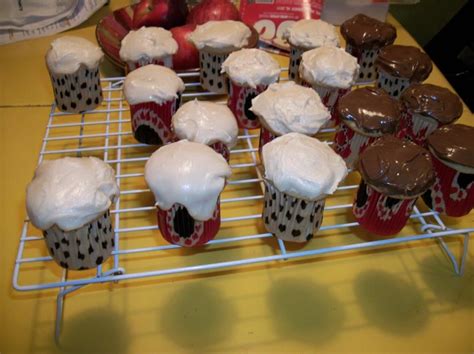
[157,202,221,247]
[199,50,230,94]
[422,153,474,217]
[209,141,230,162]
[43,210,114,270]
[396,111,440,146]
[125,56,171,73]
[49,65,103,113]
[288,46,305,82]
[262,180,325,243]
[228,81,267,129]
[376,69,411,98]
[346,44,380,83]
[353,180,418,236]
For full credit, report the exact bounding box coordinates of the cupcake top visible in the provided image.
[400,83,463,124]
[46,36,103,75]
[144,140,232,221]
[359,135,435,197]
[123,64,185,105]
[338,87,401,136]
[119,27,178,63]
[172,100,238,148]
[427,124,474,170]
[283,19,340,49]
[340,14,396,49]
[250,81,330,136]
[26,157,119,231]
[262,133,348,200]
[299,46,359,89]
[189,20,251,53]
[375,45,432,81]
[221,48,280,88]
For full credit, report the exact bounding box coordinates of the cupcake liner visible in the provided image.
[333,122,377,168]
[199,50,229,94]
[157,202,221,247]
[125,56,172,73]
[376,69,411,98]
[228,81,266,129]
[288,45,305,82]
[49,65,102,113]
[396,111,440,146]
[43,210,114,270]
[209,141,230,162]
[353,180,417,236]
[258,124,278,156]
[262,180,325,243]
[422,153,474,217]
[346,44,379,83]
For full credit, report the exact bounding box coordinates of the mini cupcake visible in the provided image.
[123,64,185,145]
[145,140,232,247]
[422,124,474,217]
[299,46,359,125]
[171,99,238,161]
[250,81,330,152]
[375,45,432,98]
[341,14,396,83]
[119,27,178,72]
[354,136,435,236]
[283,19,340,82]
[46,36,104,113]
[26,157,119,270]
[221,48,280,129]
[334,87,401,168]
[262,133,347,243]
[398,83,463,146]
[189,20,253,94]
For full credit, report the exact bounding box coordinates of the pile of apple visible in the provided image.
[132,0,241,70]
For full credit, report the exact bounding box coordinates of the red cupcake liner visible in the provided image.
[288,45,305,82]
[396,111,441,147]
[209,141,230,162]
[345,44,380,83]
[333,122,377,168]
[228,81,267,129]
[258,125,278,156]
[125,57,171,73]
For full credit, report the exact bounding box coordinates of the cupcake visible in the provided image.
[145,140,232,247]
[171,99,238,161]
[123,64,185,145]
[422,124,474,217]
[299,46,359,125]
[283,19,340,82]
[189,20,252,94]
[375,45,432,98]
[354,136,435,236]
[262,133,347,243]
[46,36,104,113]
[334,87,401,168]
[341,14,396,83]
[221,48,280,129]
[26,157,119,270]
[250,81,330,152]
[398,83,463,146]
[119,27,178,72]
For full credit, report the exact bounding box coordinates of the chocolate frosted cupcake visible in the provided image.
[375,45,432,98]
[334,87,401,168]
[354,135,435,236]
[341,14,396,83]
[423,124,474,217]
[398,83,463,145]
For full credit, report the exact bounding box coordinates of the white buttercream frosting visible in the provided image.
[119,27,178,62]
[46,36,103,75]
[123,64,185,105]
[189,20,251,51]
[172,100,238,148]
[26,157,119,231]
[283,19,340,49]
[251,82,330,136]
[145,140,232,220]
[221,48,280,88]
[262,133,347,200]
[299,46,359,89]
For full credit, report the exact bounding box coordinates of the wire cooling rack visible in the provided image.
[13,70,473,342]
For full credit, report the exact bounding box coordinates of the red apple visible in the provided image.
[187,0,241,25]
[132,0,188,30]
[170,24,199,70]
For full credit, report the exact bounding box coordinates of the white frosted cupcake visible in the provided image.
[26,157,119,270]
[46,36,104,113]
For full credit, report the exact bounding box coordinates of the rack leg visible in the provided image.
[437,233,470,276]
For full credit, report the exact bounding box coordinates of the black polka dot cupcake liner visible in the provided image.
[262,180,325,243]
[346,44,379,83]
[396,112,440,147]
[198,50,229,94]
[125,56,172,73]
[43,210,114,270]
[228,81,266,129]
[288,46,305,82]
[49,65,102,113]
[376,69,411,99]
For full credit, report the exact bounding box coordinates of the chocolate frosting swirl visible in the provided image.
[400,83,463,123]
[338,87,401,134]
[359,135,435,197]
[375,45,432,81]
[427,124,474,168]
[341,14,397,49]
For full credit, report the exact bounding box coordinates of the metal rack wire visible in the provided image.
[13,70,473,343]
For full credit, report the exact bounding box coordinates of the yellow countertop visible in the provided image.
[1,3,473,353]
